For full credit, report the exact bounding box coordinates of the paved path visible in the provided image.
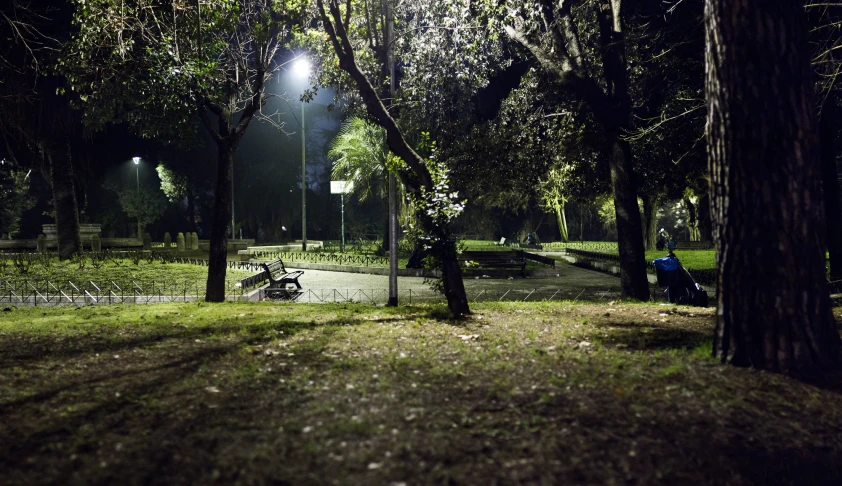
[286,261,623,302]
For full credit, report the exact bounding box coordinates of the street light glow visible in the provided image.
[132,156,141,165]
[293,57,310,77]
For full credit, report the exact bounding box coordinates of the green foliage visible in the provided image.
[458,70,607,214]
[57,0,305,143]
[156,163,190,202]
[329,117,391,203]
[115,187,168,229]
[0,164,35,238]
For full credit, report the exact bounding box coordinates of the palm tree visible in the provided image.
[329,117,401,254]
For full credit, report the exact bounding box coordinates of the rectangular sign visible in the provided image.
[330,180,354,194]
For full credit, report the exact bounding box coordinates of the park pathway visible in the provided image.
[286,261,623,302]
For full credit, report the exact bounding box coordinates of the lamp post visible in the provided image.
[294,57,310,251]
[132,156,141,238]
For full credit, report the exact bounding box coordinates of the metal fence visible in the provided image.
[0,281,623,306]
[248,250,390,267]
[0,278,255,306]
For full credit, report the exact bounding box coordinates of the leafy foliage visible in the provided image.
[156,162,191,203]
[0,161,35,238]
[328,117,391,203]
[115,186,168,229]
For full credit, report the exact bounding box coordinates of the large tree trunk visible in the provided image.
[641,193,658,250]
[438,239,469,315]
[820,101,842,282]
[186,189,198,234]
[706,0,840,373]
[205,140,235,302]
[609,138,650,300]
[49,146,80,259]
[555,202,569,243]
[378,197,389,257]
[503,0,648,299]
[598,2,650,301]
[683,196,699,241]
[318,0,469,316]
[697,192,712,241]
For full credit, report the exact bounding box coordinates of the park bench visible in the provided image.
[461,250,526,277]
[673,240,713,250]
[259,258,304,299]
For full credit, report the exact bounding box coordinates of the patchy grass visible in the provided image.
[649,250,717,272]
[0,257,253,290]
[1,302,842,485]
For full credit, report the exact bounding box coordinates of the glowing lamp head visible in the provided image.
[132,156,141,165]
[293,57,310,77]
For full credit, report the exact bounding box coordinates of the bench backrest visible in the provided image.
[261,258,287,276]
[462,250,524,262]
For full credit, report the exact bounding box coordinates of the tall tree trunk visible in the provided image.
[706,0,840,373]
[820,101,842,282]
[438,238,469,315]
[378,197,389,256]
[503,0,648,298]
[641,193,658,250]
[609,138,650,299]
[683,196,699,241]
[205,140,235,302]
[317,0,469,316]
[49,146,80,259]
[186,189,198,234]
[598,2,649,300]
[697,192,712,241]
[555,202,569,243]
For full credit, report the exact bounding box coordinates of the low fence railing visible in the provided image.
[0,284,623,306]
[0,278,254,305]
[249,250,390,267]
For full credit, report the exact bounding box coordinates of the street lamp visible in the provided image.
[294,57,310,251]
[132,156,141,238]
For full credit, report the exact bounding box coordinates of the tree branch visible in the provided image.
[503,23,569,77]
[316,0,430,193]
[198,103,222,143]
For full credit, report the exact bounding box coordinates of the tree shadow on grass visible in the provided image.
[0,346,251,484]
[0,305,461,485]
[593,320,711,351]
[0,311,408,368]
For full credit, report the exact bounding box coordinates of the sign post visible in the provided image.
[330,181,354,252]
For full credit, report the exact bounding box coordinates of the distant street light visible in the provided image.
[294,57,310,251]
[132,156,141,238]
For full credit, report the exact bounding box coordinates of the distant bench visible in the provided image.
[259,257,304,299]
[461,250,526,277]
[673,241,713,250]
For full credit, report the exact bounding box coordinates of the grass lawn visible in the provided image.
[646,250,716,272]
[0,257,254,291]
[2,302,842,485]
